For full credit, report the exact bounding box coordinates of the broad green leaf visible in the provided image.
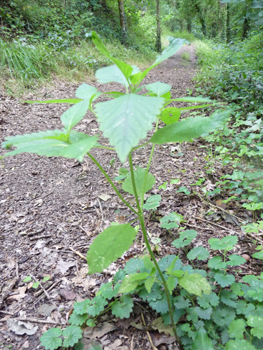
[209,236,238,251]
[95,94,164,162]
[167,97,214,103]
[192,327,215,350]
[228,319,246,339]
[145,82,172,97]
[145,277,156,293]
[225,339,257,350]
[187,247,210,261]
[2,139,69,158]
[111,295,134,319]
[87,295,108,316]
[87,224,137,274]
[160,108,181,125]
[252,251,263,259]
[96,65,140,87]
[23,98,82,104]
[227,255,246,267]
[23,276,32,282]
[151,109,231,144]
[214,272,235,287]
[122,167,155,196]
[208,256,227,270]
[118,272,149,294]
[63,326,82,347]
[247,316,263,339]
[69,312,89,326]
[143,194,162,210]
[194,307,213,320]
[138,37,187,82]
[61,99,90,132]
[92,31,133,79]
[160,212,184,230]
[2,129,67,149]
[40,328,62,350]
[172,229,197,248]
[75,83,97,99]
[60,135,98,162]
[178,273,211,297]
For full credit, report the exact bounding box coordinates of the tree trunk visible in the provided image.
[118,0,127,44]
[186,18,192,32]
[156,0,162,53]
[242,17,250,40]
[194,2,206,36]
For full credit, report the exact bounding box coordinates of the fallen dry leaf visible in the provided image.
[104,339,122,350]
[37,304,57,317]
[98,194,111,201]
[7,319,38,336]
[84,322,117,339]
[7,286,27,301]
[152,317,174,336]
[59,288,76,300]
[55,259,75,274]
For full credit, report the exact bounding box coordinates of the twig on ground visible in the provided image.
[0,310,14,315]
[69,247,86,260]
[29,235,52,241]
[34,279,62,298]
[184,222,214,231]
[31,276,50,300]
[0,317,62,325]
[193,216,236,233]
[141,313,158,350]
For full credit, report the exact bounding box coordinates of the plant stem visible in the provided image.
[140,119,159,210]
[87,152,138,216]
[128,152,181,346]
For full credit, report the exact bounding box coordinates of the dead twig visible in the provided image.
[69,247,86,260]
[29,235,52,241]
[34,279,62,298]
[193,216,236,233]
[0,317,62,325]
[141,313,158,350]
[31,276,50,300]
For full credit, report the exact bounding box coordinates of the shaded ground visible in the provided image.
[0,44,261,350]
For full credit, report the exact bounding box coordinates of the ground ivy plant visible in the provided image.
[1,32,232,350]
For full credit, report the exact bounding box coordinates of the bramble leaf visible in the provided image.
[187,247,209,261]
[228,319,246,340]
[122,167,155,196]
[247,316,263,339]
[95,94,164,162]
[227,255,246,266]
[172,230,197,248]
[178,273,211,297]
[192,327,215,350]
[143,195,162,210]
[151,109,230,144]
[40,328,62,350]
[87,224,137,274]
[214,272,235,287]
[63,326,82,347]
[160,212,184,230]
[111,295,134,319]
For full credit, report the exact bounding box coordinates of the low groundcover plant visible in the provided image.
[3,32,260,350]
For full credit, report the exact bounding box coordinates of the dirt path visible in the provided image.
[0,44,247,350]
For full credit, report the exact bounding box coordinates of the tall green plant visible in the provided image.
[1,32,231,349]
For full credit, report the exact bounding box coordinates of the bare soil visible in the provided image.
[0,44,260,350]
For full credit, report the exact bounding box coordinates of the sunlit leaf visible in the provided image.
[160,107,181,125]
[23,98,82,104]
[95,94,164,162]
[87,224,137,274]
[178,273,211,297]
[192,327,215,350]
[145,82,172,97]
[75,83,97,99]
[122,167,155,196]
[96,65,140,87]
[61,99,90,132]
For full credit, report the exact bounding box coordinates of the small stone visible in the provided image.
[242,254,250,262]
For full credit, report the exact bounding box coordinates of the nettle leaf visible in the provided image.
[69,311,89,326]
[87,224,137,274]
[228,319,246,340]
[40,328,62,350]
[63,326,82,348]
[95,94,164,162]
[192,327,215,350]
[160,107,181,125]
[178,273,211,297]
[75,83,97,100]
[227,255,246,267]
[145,82,172,97]
[172,230,197,248]
[187,247,209,261]
[118,272,149,294]
[122,167,155,196]
[160,212,184,230]
[209,236,238,251]
[151,109,230,144]
[96,65,139,87]
[214,272,235,287]
[143,194,162,210]
[208,256,227,270]
[247,316,263,339]
[92,31,133,79]
[61,99,90,132]
[225,339,257,350]
[111,295,134,319]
